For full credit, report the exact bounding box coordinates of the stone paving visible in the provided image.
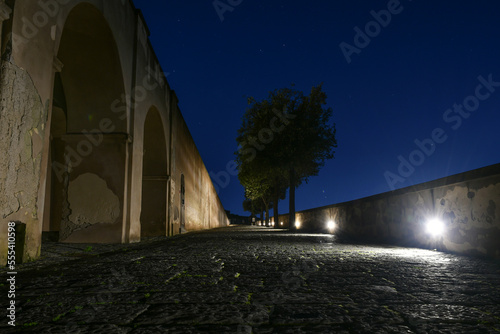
[2,226,500,333]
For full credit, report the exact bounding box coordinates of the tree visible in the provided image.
[236,84,337,230]
[243,198,263,225]
[239,162,273,226]
[236,98,280,227]
[277,85,337,230]
[268,169,288,228]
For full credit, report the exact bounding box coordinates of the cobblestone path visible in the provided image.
[2,226,500,333]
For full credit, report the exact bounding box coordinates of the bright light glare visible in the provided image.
[295,221,301,229]
[426,218,444,237]
[327,220,336,231]
[280,222,283,226]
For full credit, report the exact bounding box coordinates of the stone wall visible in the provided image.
[0,60,46,263]
[277,164,500,259]
[0,0,228,265]
[171,104,229,233]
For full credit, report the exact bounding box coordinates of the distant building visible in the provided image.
[226,211,252,225]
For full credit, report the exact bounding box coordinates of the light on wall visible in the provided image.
[295,221,301,229]
[426,218,445,237]
[327,220,336,231]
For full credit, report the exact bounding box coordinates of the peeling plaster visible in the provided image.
[0,59,46,264]
[62,173,120,238]
[0,61,45,220]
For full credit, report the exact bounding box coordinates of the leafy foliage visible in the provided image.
[236,84,337,227]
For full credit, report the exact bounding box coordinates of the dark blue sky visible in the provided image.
[134,0,500,216]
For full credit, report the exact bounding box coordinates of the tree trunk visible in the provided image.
[260,210,264,226]
[261,198,269,227]
[265,203,270,227]
[274,194,279,229]
[289,167,296,231]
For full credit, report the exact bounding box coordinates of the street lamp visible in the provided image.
[327,220,336,232]
[426,218,445,237]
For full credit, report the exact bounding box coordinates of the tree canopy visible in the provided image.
[236,84,337,229]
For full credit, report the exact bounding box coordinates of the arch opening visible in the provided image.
[141,107,168,238]
[45,3,127,243]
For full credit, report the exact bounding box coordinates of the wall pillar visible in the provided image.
[0,0,12,56]
[41,57,64,234]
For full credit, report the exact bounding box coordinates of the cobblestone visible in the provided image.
[2,226,500,333]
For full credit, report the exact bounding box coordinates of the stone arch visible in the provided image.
[46,2,127,243]
[57,2,127,132]
[140,106,168,238]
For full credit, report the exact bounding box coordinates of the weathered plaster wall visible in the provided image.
[278,164,500,259]
[0,60,46,264]
[11,0,137,104]
[68,174,120,227]
[128,15,172,241]
[64,173,121,239]
[0,0,229,265]
[0,0,138,261]
[172,105,229,232]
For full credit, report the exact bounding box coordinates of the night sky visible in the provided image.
[133,0,500,216]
